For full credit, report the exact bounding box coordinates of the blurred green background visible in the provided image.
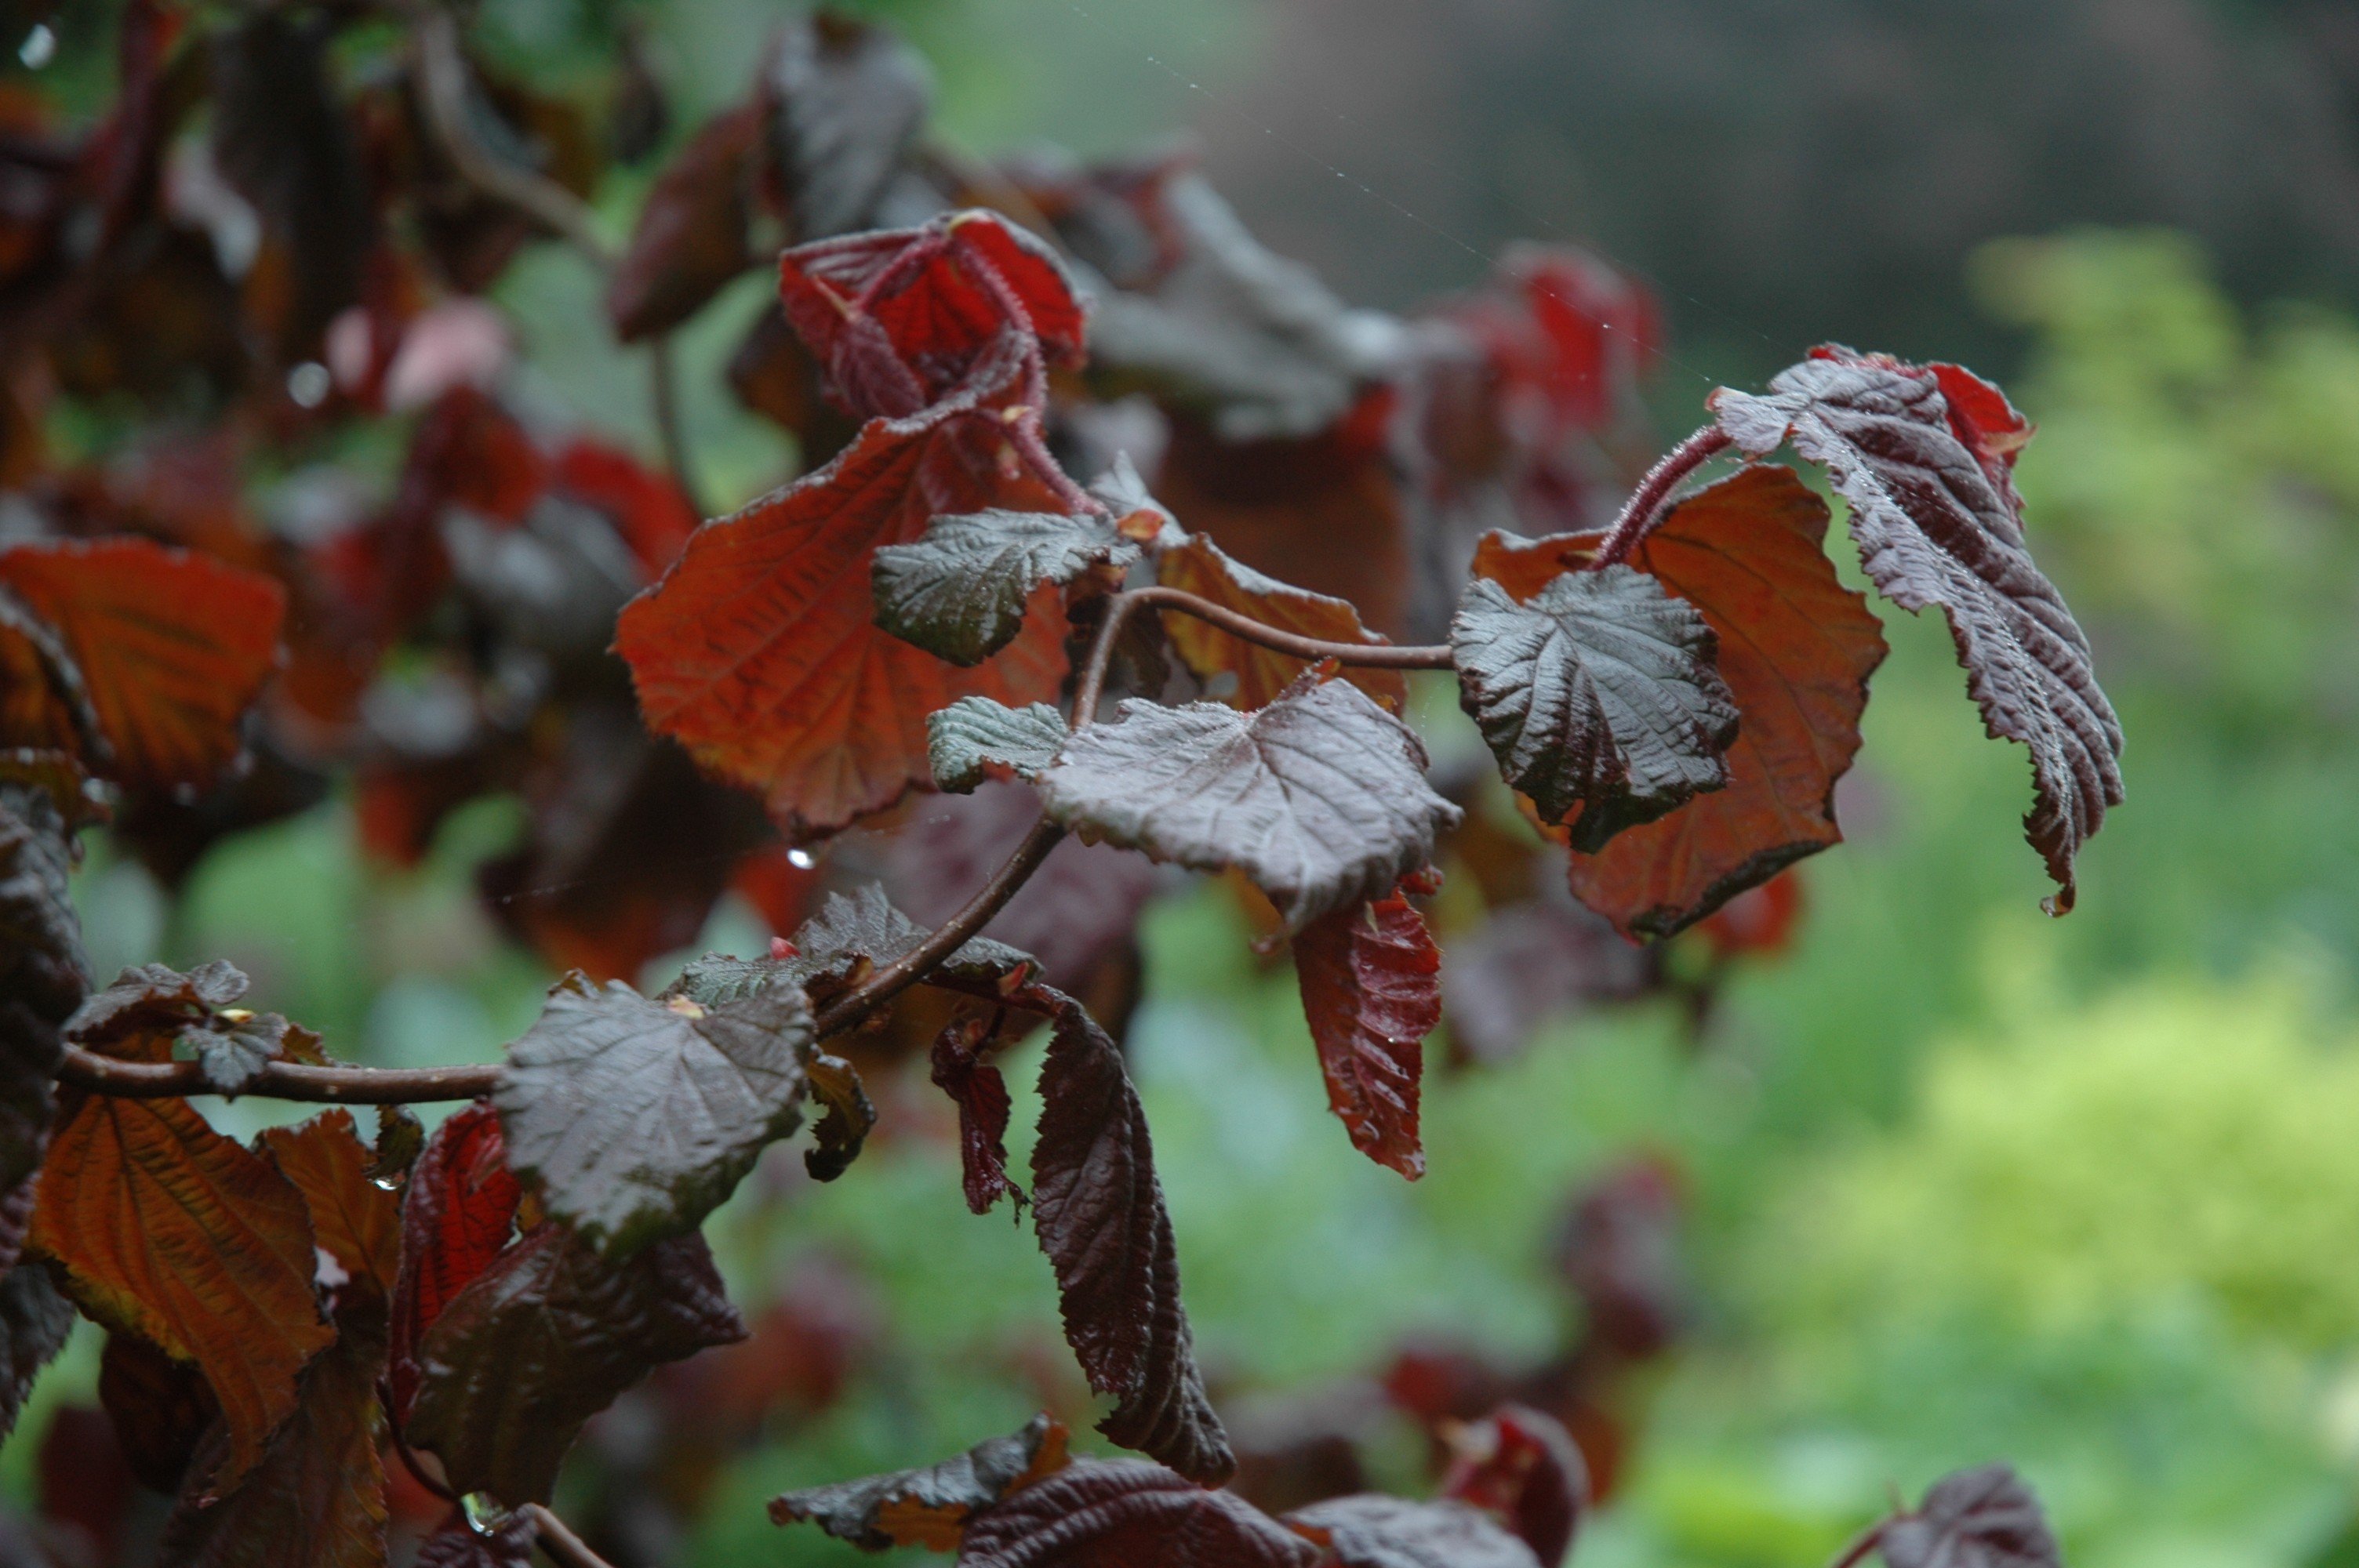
[24,2,2359,1566]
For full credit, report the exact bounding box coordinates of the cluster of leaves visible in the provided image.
[0,2,2122,1562]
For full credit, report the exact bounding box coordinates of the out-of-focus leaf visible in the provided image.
[1554,1157,1687,1363]
[1283,1494,1540,1568]
[1156,532,1407,712]
[416,1510,537,1567]
[99,1330,216,1493]
[765,12,932,241]
[608,101,764,341]
[1439,1406,1589,1568]
[405,1224,747,1506]
[958,1458,1320,1566]
[1036,673,1460,932]
[671,883,1034,1009]
[496,972,814,1258]
[769,1412,1067,1550]
[1031,996,1232,1483]
[0,539,285,794]
[929,697,1067,792]
[1713,349,2121,911]
[258,1110,401,1301]
[0,771,83,1188]
[1451,570,1737,853]
[29,1090,333,1487]
[552,439,699,579]
[1292,884,1439,1179]
[0,1174,71,1446]
[875,508,1136,666]
[389,1103,519,1422]
[1878,1465,2062,1568]
[1440,897,1656,1065]
[617,341,1074,836]
[931,1011,1023,1215]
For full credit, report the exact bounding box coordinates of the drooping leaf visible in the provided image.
[608,100,764,340]
[0,539,287,794]
[1156,532,1407,712]
[931,1011,1023,1215]
[1281,1495,1540,1568]
[405,1223,747,1506]
[154,1317,389,1568]
[801,1046,876,1182]
[258,1111,402,1301]
[930,698,1069,793]
[416,1510,538,1568]
[389,1103,520,1422]
[1451,570,1738,853]
[1476,465,1888,937]
[1712,349,2123,911]
[28,1090,334,1487]
[1036,673,1461,932]
[616,342,1074,836]
[1877,1465,2062,1568]
[1031,998,1232,1484]
[958,1458,1322,1568]
[100,1329,219,1494]
[770,1412,1067,1550]
[1292,884,1440,1180]
[1439,1406,1589,1567]
[875,509,1137,666]
[765,12,932,241]
[496,972,814,1258]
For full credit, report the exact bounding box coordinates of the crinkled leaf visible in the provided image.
[1156,532,1406,712]
[154,1317,387,1568]
[1452,570,1737,853]
[0,539,286,794]
[390,1103,520,1422]
[959,1458,1321,1567]
[1282,1496,1539,1568]
[185,1012,288,1096]
[616,342,1074,836]
[876,509,1136,666]
[1478,465,1888,937]
[496,972,814,1257]
[931,1011,1024,1215]
[765,12,932,241]
[931,698,1069,793]
[405,1223,747,1506]
[1292,885,1439,1180]
[1031,996,1232,1483]
[416,1510,537,1568]
[1712,349,2122,912]
[68,959,249,1047]
[258,1111,402,1301]
[608,100,763,340]
[801,1047,876,1183]
[770,1412,1067,1550]
[1037,675,1461,933]
[28,1090,334,1488]
[1878,1465,2062,1568]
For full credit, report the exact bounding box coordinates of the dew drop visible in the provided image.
[786,848,816,870]
[285,361,333,408]
[18,25,54,69]
[460,1492,513,1536]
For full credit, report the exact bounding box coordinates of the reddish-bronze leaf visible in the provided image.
[961,1458,1323,1568]
[260,1111,402,1302]
[1713,350,2121,912]
[931,1011,1023,1216]
[1157,532,1408,712]
[1477,465,1888,937]
[389,1102,518,1421]
[1292,884,1440,1179]
[606,100,764,341]
[0,539,285,793]
[770,1412,1069,1550]
[405,1223,746,1505]
[616,343,1072,835]
[28,1090,333,1488]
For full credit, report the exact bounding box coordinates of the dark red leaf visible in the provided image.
[389,1102,519,1422]
[1292,885,1440,1179]
[1692,871,1805,961]
[258,1109,402,1304]
[931,1011,1023,1215]
[1441,1406,1589,1568]
[958,1458,1322,1568]
[1878,1465,2062,1568]
[607,100,764,341]
[1712,350,2121,913]
[1282,1494,1541,1568]
[98,1331,217,1493]
[552,439,699,579]
[1553,1158,1686,1363]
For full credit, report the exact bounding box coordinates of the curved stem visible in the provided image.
[528,1504,621,1568]
[1127,586,1452,670]
[58,1047,500,1103]
[1589,425,1733,568]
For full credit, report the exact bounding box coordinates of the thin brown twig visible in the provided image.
[1125,586,1453,670]
[527,1503,621,1568]
[57,1047,500,1103]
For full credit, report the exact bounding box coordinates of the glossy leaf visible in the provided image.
[1037,673,1462,932]
[1477,465,1888,937]
[874,508,1136,666]
[770,1412,1067,1550]
[1712,349,2122,911]
[1879,1465,2062,1568]
[1292,885,1441,1179]
[405,1223,747,1506]
[258,1111,402,1301]
[607,100,764,341]
[616,343,1073,836]
[496,972,814,1257]
[962,1458,1322,1568]
[29,1090,333,1487]
[1156,532,1406,712]
[1283,1495,1540,1568]
[1452,570,1737,853]
[0,539,286,794]
[930,698,1068,793]
[389,1103,520,1422]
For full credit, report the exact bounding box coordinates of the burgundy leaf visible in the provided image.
[1292,884,1441,1179]
[958,1458,1321,1568]
[389,1102,519,1422]
[1282,1494,1541,1568]
[1440,1406,1589,1568]
[932,1011,1023,1216]
[607,100,764,341]
[98,1330,217,1493]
